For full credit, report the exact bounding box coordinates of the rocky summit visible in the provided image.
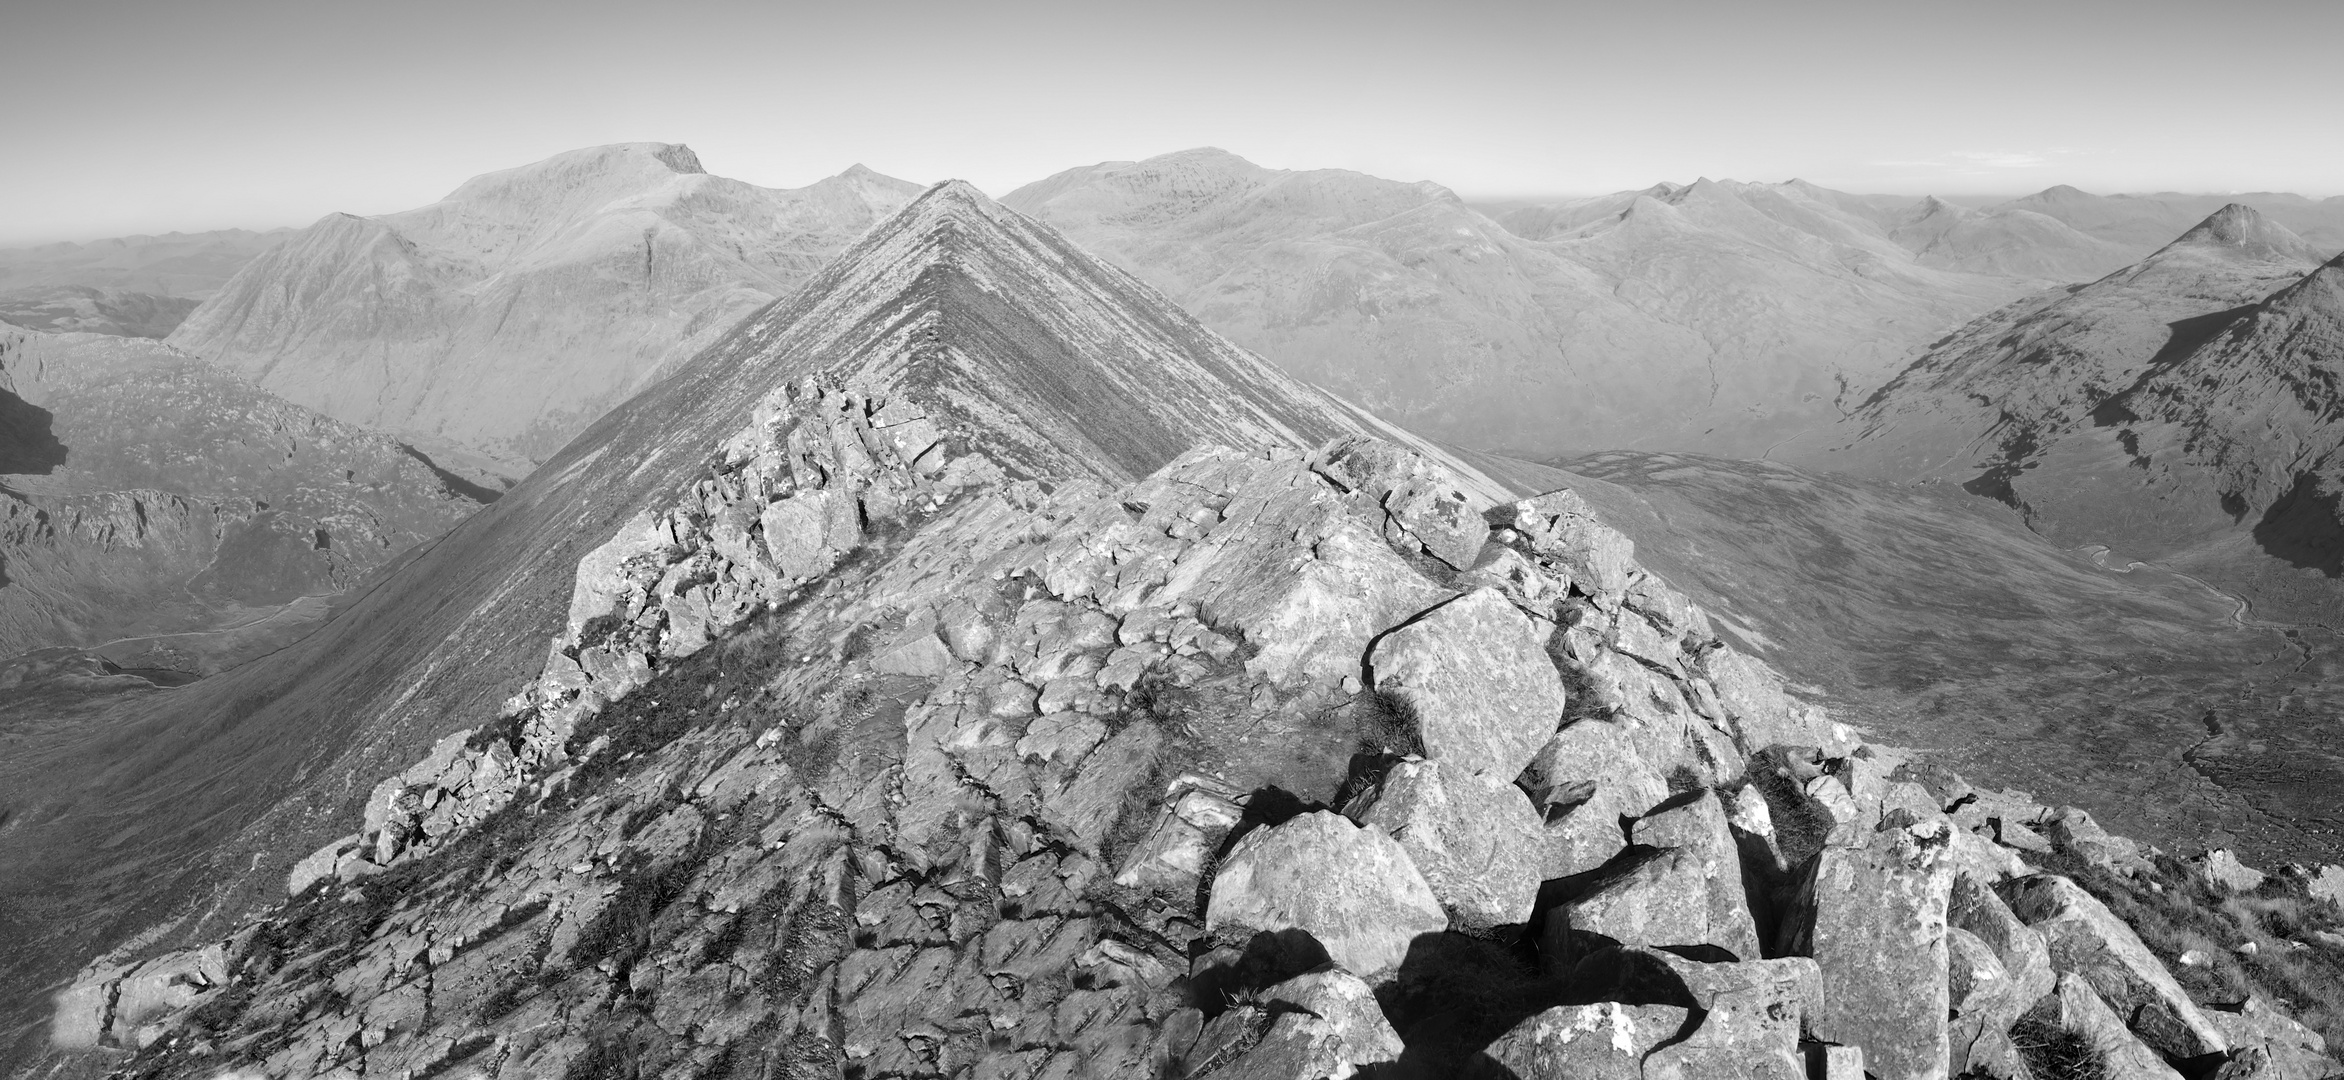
[14,184,2344,1080]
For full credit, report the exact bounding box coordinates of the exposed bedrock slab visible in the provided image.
[1343,757,1543,929]
[1777,823,1956,1080]
[2000,872,2229,1060]
[1369,586,1567,779]
[1205,810,1448,981]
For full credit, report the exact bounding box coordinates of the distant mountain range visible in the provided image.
[163,144,924,471]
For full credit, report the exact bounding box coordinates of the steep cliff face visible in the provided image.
[0,328,476,666]
[1006,150,2023,462]
[165,144,923,469]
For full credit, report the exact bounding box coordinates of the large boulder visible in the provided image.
[1543,795,1764,967]
[1474,1002,1690,1080]
[1565,946,1815,1079]
[1344,757,1543,929]
[1693,644,1852,756]
[1946,926,2034,1076]
[1519,718,1670,879]
[1369,587,1567,779]
[1311,435,1494,572]
[2040,806,2153,876]
[2204,997,2335,1080]
[1946,873,2056,1010]
[1497,489,1638,601]
[2000,873,2229,1060]
[1206,811,1448,981]
[1208,967,1404,1080]
[1776,821,1955,1080]
[2033,972,2186,1080]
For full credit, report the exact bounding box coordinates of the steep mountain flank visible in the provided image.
[1820,206,2344,620]
[14,183,2344,1080]
[165,144,923,469]
[0,328,477,670]
[1822,205,2327,486]
[1006,150,2023,461]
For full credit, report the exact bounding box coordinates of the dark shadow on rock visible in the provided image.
[1370,932,1709,1079]
[1188,928,1332,1018]
[2252,471,2344,577]
[1212,785,1325,859]
[0,389,66,475]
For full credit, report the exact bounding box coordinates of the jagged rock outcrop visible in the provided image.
[22,182,2344,1080]
[167,144,924,467]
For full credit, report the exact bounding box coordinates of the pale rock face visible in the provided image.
[2001,873,2230,1060]
[2195,848,2270,894]
[1543,843,1765,969]
[1520,718,1671,879]
[1310,434,1495,571]
[1369,587,1568,779]
[1205,811,1448,980]
[1344,757,1544,929]
[1778,821,1956,1080]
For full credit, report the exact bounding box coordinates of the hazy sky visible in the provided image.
[4,0,2340,245]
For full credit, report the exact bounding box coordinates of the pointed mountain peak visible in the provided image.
[695,181,1365,483]
[2163,202,2324,264]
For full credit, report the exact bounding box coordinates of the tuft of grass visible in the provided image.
[2009,1012,2109,1080]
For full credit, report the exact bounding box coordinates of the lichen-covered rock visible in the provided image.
[1370,587,1567,779]
[1114,776,1245,895]
[1206,811,1448,980]
[1519,718,1672,879]
[1564,946,1815,1078]
[1311,434,1494,572]
[1498,489,1638,601]
[1777,820,1956,1080]
[2195,848,2269,894]
[2041,806,2154,876]
[2034,971,2186,1080]
[1209,967,1404,1080]
[1344,757,1543,929]
[2204,997,2336,1079]
[1474,1002,1690,1080]
[2001,873,2229,1060]
[1693,643,1851,756]
[1544,796,1765,966]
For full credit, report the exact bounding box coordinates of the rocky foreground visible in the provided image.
[41,371,2344,1078]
